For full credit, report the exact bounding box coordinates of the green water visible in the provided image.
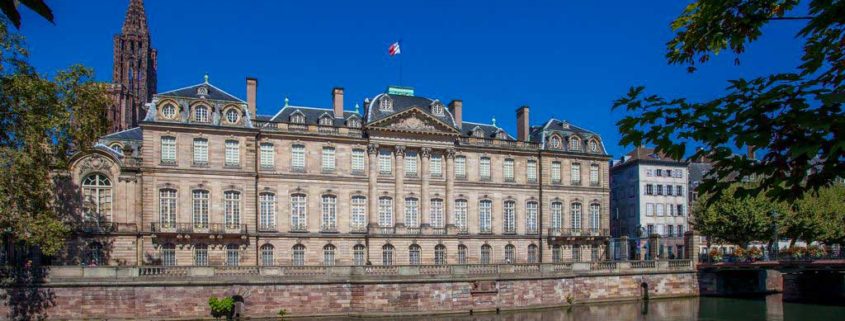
[297,295,845,321]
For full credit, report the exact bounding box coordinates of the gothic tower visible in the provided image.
[109,0,157,133]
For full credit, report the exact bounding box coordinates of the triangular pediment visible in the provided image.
[367,107,459,135]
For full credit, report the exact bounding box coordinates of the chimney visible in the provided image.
[449,99,463,128]
[516,105,530,141]
[246,77,257,118]
[332,87,344,118]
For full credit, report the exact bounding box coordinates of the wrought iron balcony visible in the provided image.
[150,222,248,235]
[547,228,609,237]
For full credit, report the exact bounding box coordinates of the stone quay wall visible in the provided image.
[0,261,697,320]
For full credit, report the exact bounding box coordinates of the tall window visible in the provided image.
[666,185,674,196]
[226,244,240,266]
[290,194,307,230]
[194,244,208,266]
[569,137,581,151]
[195,106,209,123]
[322,147,336,171]
[646,184,654,195]
[378,197,393,227]
[382,244,394,266]
[656,203,664,216]
[353,244,366,266]
[480,244,492,265]
[321,195,337,231]
[455,156,466,178]
[405,151,418,177]
[430,199,444,228]
[455,200,468,232]
[404,198,419,227]
[677,204,685,216]
[479,200,492,233]
[224,140,240,166]
[656,185,663,195]
[161,136,176,163]
[323,244,336,266]
[590,164,599,185]
[504,244,515,263]
[291,144,305,171]
[676,185,684,196]
[503,159,515,181]
[479,157,491,180]
[192,190,209,228]
[161,243,176,266]
[379,149,392,174]
[292,244,305,266]
[259,193,276,231]
[646,203,654,216]
[409,244,421,265]
[224,191,241,228]
[572,246,581,262]
[193,138,208,165]
[159,189,177,228]
[552,245,562,263]
[527,244,538,263]
[589,203,601,231]
[260,143,274,168]
[503,200,516,233]
[434,245,446,265]
[551,161,562,183]
[457,245,467,264]
[81,173,112,221]
[351,149,365,173]
[551,202,563,229]
[351,196,367,230]
[526,201,538,234]
[260,244,274,266]
[430,154,442,177]
[570,203,582,230]
[571,163,581,184]
[527,160,537,182]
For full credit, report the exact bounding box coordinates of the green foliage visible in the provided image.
[208,296,234,319]
[692,183,787,246]
[0,0,54,29]
[786,184,845,244]
[0,19,109,256]
[613,0,845,204]
[277,308,288,320]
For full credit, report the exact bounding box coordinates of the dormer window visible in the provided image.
[195,105,209,123]
[550,135,562,149]
[569,136,581,151]
[319,116,333,126]
[109,143,122,153]
[290,112,305,124]
[161,103,177,119]
[347,118,361,128]
[225,108,240,124]
[431,101,444,116]
[197,86,208,96]
[496,130,508,140]
[472,127,484,138]
[589,140,599,152]
[379,96,393,112]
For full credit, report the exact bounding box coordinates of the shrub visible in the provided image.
[208,296,235,319]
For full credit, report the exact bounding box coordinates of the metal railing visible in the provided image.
[547,228,609,237]
[150,223,247,235]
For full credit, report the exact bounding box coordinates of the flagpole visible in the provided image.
[399,40,403,86]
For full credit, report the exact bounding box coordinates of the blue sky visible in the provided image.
[18,0,806,158]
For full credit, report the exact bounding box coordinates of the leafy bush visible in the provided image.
[208,296,234,319]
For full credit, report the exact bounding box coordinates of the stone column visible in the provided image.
[684,230,699,261]
[367,143,379,227]
[445,149,455,227]
[394,145,405,227]
[620,235,630,261]
[420,148,431,226]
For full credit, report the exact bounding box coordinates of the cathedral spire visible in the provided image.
[121,0,149,36]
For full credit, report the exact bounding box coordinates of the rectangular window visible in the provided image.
[479,200,492,233]
[290,194,307,231]
[405,151,418,177]
[656,169,663,177]
[192,190,209,228]
[224,191,241,228]
[455,156,466,179]
[379,149,392,174]
[404,198,419,227]
[322,147,336,172]
[551,161,562,183]
[351,196,367,230]
[647,224,654,236]
[526,202,538,234]
[503,159,515,181]
[677,185,684,196]
[291,145,305,171]
[646,203,654,216]
[159,189,177,227]
[571,163,581,185]
[551,202,563,229]
[430,199,444,228]
[667,225,675,237]
[194,246,208,266]
[161,136,176,164]
[646,169,653,177]
[666,169,672,177]
[527,160,537,182]
[259,143,274,169]
[225,140,240,166]
[590,164,599,185]
[457,246,467,264]
[678,225,684,235]
[646,184,654,195]
[479,157,491,180]
[455,200,468,232]
[677,204,685,216]
[259,193,276,231]
[666,185,674,196]
[503,201,516,233]
[668,204,675,216]
[193,139,208,165]
[656,184,663,195]
[378,197,393,227]
[321,195,337,231]
[430,154,442,177]
[656,203,664,216]
[572,246,581,262]
[351,149,365,174]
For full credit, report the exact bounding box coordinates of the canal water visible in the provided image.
[294,295,845,321]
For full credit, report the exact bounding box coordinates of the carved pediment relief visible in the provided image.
[370,108,459,135]
[389,116,437,131]
[77,154,115,175]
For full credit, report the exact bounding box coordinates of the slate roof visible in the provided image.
[613,147,686,171]
[157,81,244,103]
[530,119,601,143]
[689,161,715,187]
[461,121,514,140]
[366,93,457,127]
[267,105,361,127]
[101,127,142,141]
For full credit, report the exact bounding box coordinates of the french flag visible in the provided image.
[388,41,401,56]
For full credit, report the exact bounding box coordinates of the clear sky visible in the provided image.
[17,0,806,158]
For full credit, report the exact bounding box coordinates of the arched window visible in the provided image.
[551,202,563,230]
[259,193,276,231]
[109,143,122,153]
[480,244,492,265]
[224,191,241,228]
[159,189,177,228]
[430,199,444,228]
[161,103,177,119]
[321,195,337,232]
[590,203,601,232]
[457,244,468,264]
[409,244,421,265]
[504,244,516,264]
[434,244,446,265]
[527,244,538,263]
[353,244,366,266]
[571,203,583,231]
[292,244,306,266]
[404,197,419,228]
[194,244,208,266]
[382,244,394,266]
[503,200,516,234]
[194,105,209,123]
[161,243,176,266]
[226,244,240,266]
[323,244,336,266]
[192,190,209,229]
[87,242,104,266]
[225,108,240,124]
[351,196,367,230]
[569,136,581,151]
[526,201,539,234]
[378,197,393,227]
[479,200,492,233]
[81,173,112,222]
[260,244,274,266]
[550,135,562,149]
[454,199,468,232]
[589,140,599,152]
[290,194,307,231]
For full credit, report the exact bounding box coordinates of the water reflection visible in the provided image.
[294,295,845,321]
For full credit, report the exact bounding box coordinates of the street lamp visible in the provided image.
[771,210,779,260]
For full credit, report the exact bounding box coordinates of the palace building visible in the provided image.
[57,0,611,267]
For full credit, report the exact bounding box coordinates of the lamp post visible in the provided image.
[771,210,779,260]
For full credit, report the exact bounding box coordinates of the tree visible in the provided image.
[0,0,53,29]
[692,183,788,247]
[613,0,845,204]
[0,18,109,257]
[785,184,845,245]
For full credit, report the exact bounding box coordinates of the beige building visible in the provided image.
[62,79,611,267]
